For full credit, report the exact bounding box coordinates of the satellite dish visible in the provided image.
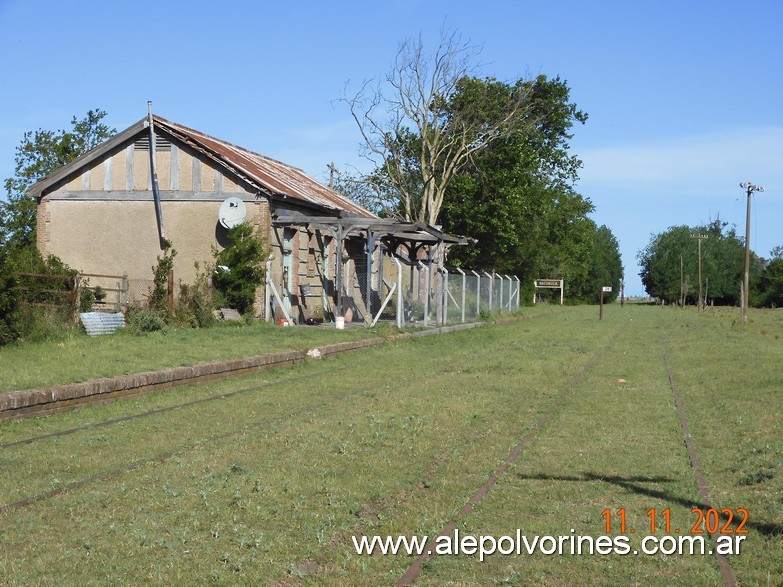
[218,197,247,229]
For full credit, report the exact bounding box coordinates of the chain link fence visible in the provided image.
[352,254,520,328]
[127,278,155,307]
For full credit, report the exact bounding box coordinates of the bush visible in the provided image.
[126,307,169,334]
[14,305,80,343]
[175,262,215,328]
[149,241,176,316]
[79,286,96,313]
[127,239,180,333]
[0,245,79,346]
[93,285,106,303]
[0,250,19,345]
[212,224,266,316]
[79,284,107,313]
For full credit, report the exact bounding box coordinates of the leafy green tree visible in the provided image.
[343,30,537,225]
[212,223,266,315]
[698,220,749,304]
[638,220,758,305]
[1,109,115,248]
[585,225,623,303]
[0,248,19,345]
[439,75,604,301]
[752,257,783,308]
[343,38,618,304]
[0,247,80,345]
[751,244,783,307]
[637,226,692,305]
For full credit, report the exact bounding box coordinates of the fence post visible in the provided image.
[473,271,481,317]
[505,275,513,311]
[441,268,449,326]
[73,274,82,322]
[455,268,466,323]
[419,261,430,326]
[393,257,403,328]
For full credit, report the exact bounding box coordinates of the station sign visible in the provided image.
[536,279,562,288]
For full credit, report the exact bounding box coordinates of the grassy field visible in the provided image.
[0,319,390,393]
[0,308,558,393]
[0,305,780,585]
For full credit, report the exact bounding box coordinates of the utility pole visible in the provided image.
[620,269,625,307]
[327,162,338,189]
[691,233,708,311]
[740,182,764,323]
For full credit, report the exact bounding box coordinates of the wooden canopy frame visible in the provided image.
[271,214,471,320]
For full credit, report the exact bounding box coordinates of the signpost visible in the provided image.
[600,286,612,320]
[534,279,564,305]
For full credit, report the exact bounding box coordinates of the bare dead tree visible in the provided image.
[342,29,534,226]
[328,164,399,218]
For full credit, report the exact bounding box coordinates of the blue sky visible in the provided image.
[1,0,781,296]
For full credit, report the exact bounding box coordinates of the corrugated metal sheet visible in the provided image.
[79,312,126,336]
[154,117,375,218]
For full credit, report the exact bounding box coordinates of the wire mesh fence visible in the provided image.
[352,254,520,328]
[127,279,154,307]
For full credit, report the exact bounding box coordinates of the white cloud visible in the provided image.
[577,126,783,296]
[579,126,783,195]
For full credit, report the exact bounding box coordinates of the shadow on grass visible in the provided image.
[516,471,782,536]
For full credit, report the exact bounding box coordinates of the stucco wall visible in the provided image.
[40,199,269,286]
[34,128,339,317]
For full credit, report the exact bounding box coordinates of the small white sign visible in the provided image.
[602,286,612,292]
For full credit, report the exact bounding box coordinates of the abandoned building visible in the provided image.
[27,108,478,326]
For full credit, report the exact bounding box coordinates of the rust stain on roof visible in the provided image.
[154,116,375,218]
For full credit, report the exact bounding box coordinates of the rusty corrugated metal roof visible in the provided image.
[154,116,375,218]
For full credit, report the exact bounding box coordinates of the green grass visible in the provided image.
[0,308,554,393]
[0,320,374,393]
[0,305,780,585]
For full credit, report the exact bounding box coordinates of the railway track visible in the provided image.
[0,325,530,513]
[4,309,745,585]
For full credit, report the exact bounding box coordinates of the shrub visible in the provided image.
[0,246,79,345]
[79,285,96,313]
[15,305,79,343]
[0,250,19,345]
[126,307,169,334]
[93,285,106,303]
[149,240,176,317]
[212,224,266,316]
[175,262,215,328]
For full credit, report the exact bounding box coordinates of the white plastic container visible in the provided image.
[335,316,345,329]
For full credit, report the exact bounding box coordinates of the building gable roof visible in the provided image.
[27,114,375,219]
